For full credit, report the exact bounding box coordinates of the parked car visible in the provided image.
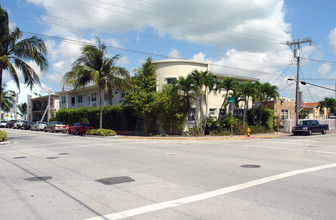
[292,120,329,135]
[0,120,7,127]
[6,120,17,128]
[13,120,27,129]
[21,121,34,130]
[44,121,66,133]
[68,122,93,135]
[30,121,47,131]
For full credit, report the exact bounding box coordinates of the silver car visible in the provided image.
[30,121,47,131]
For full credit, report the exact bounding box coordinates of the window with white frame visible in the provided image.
[91,93,97,102]
[88,95,91,105]
[281,109,289,119]
[209,108,217,118]
[188,108,196,122]
[78,95,83,103]
[61,96,66,104]
[166,77,177,84]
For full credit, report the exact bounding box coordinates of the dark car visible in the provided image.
[21,121,34,130]
[68,122,93,135]
[44,121,66,133]
[292,120,329,135]
[6,120,17,128]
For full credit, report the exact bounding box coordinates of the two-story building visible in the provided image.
[27,94,60,122]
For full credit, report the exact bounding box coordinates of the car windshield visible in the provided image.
[39,122,47,124]
[55,122,63,125]
[82,123,90,126]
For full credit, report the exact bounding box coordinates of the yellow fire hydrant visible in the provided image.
[247,127,251,137]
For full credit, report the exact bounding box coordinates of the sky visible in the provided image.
[2,0,336,105]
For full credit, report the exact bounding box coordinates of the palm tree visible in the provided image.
[215,77,237,119]
[203,71,217,133]
[1,85,15,114]
[259,82,279,121]
[238,81,255,126]
[190,70,206,133]
[18,102,27,119]
[64,37,130,129]
[318,97,336,116]
[176,75,195,115]
[0,6,48,106]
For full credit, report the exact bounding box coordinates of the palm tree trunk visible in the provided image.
[99,87,103,129]
[203,92,208,135]
[218,91,229,120]
[198,95,203,134]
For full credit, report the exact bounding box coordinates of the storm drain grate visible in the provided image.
[95,176,135,185]
[46,157,58,159]
[14,156,27,159]
[58,153,69,155]
[24,176,52,182]
[241,164,261,168]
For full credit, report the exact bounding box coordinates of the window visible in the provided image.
[88,96,91,105]
[115,89,119,94]
[91,93,97,102]
[166,77,177,84]
[61,96,66,104]
[188,108,196,122]
[122,91,128,98]
[78,95,83,103]
[281,109,289,119]
[50,98,54,106]
[209,108,217,118]
[71,97,76,106]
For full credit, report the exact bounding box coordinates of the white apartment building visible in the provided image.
[153,59,258,131]
[27,94,60,122]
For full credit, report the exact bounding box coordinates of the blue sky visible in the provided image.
[2,0,336,104]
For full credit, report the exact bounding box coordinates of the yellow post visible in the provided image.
[247,127,251,137]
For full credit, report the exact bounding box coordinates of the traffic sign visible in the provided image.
[229,97,235,103]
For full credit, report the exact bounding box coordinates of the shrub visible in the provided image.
[0,131,8,142]
[86,129,117,136]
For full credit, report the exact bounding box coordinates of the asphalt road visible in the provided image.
[1,128,336,220]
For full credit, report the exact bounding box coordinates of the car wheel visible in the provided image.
[76,130,80,135]
[322,129,326,135]
[68,129,71,134]
[51,129,54,133]
[293,132,298,136]
[308,129,312,135]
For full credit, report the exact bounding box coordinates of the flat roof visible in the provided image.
[152,59,209,66]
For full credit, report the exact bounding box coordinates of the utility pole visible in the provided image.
[286,37,313,125]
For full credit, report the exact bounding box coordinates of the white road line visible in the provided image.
[85,163,336,220]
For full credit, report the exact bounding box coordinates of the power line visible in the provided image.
[22,31,287,78]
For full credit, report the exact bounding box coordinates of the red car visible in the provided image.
[68,122,93,135]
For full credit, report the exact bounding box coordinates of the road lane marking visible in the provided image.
[85,162,336,220]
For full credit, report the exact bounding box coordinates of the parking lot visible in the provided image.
[1,128,336,219]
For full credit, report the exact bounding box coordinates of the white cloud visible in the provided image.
[106,38,123,49]
[318,63,332,76]
[329,28,336,55]
[168,48,180,59]
[193,52,206,62]
[27,0,291,52]
[116,56,130,66]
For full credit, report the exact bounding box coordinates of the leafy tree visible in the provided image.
[64,37,130,129]
[318,97,336,116]
[125,57,157,135]
[0,6,48,106]
[18,102,27,119]
[156,84,186,135]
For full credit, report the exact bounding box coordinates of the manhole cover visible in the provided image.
[95,176,135,185]
[14,156,27,159]
[24,176,52,182]
[241,164,261,168]
[58,153,69,155]
[46,157,58,159]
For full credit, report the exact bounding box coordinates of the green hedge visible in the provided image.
[56,105,136,130]
[86,129,117,136]
[0,131,8,142]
